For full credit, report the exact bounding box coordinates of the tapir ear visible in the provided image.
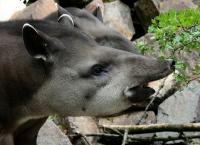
[58,14,74,28]
[93,6,103,22]
[22,23,51,61]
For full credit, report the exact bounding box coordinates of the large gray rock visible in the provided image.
[37,119,72,145]
[156,81,200,143]
[157,81,200,124]
[104,0,135,39]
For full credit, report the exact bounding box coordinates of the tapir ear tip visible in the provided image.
[23,23,32,29]
[58,14,74,26]
[22,23,38,33]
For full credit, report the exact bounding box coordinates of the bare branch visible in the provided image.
[101,123,200,134]
[81,133,200,142]
[121,129,128,145]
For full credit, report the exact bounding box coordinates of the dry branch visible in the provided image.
[82,133,200,142]
[101,123,200,134]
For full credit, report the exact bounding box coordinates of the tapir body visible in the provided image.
[0,19,174,145]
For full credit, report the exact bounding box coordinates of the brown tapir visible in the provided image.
[10,1,139,54]
[58,6,139,54]
[0,17,174,145]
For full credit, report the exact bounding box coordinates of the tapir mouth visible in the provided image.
[124,63,175,103]
[124,72,174,103]
[124,83,155,102]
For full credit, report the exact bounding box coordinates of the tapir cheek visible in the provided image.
[83,87,132,116]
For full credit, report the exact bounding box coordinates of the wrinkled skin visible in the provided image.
[0,19,174,145]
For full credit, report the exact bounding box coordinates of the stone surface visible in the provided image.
[67,117,99,134]
[157,81,200,124]
[148,74,176,99]
[193,0,200,6]
[158,0,198,12]
[66,117,99,145]
[11,0,58,20]
[104,0,135,39]
[37,119,72,145]
[99,111,156,139]
[99,111,156,125]
[156,81,200,140]
[0,0,26,21]
[134,0,160,31]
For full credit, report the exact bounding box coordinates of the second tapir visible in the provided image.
[0,17,174,145]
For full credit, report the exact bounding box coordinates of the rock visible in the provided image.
[0,0,26,21]
[134,0,160,31]
[37,119,72,145]
[158,0,198,12]
[99,111,156,139]
[98,111,156,125]
[157,80,200,123]
[148,73,176,99]
[66,117,99,145]
[156,81,200,143]
[104,0,135,39]
[193,0,200,6]
[10,0,58,20]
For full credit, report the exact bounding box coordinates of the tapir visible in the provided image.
[0,16,174,145]
[9,1,139,54]
[58,6,139,54]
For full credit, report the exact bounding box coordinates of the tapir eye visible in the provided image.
[91,64,108,76]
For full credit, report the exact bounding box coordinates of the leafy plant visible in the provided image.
[135,8,200,84]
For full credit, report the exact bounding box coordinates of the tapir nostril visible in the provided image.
[167,59,176,70]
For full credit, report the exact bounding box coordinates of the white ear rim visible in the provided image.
[34,54,47,61]
[23,23,38,33]
[23,23,47,61]
[58,14,74,26]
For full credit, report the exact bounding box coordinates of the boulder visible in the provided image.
[156,81,200,143]
[11,0,58,20]
[66,117,99,145]
[134,0,160,31]
[104,0,135,39]
[37,119,72,145]
[157,80,200,123]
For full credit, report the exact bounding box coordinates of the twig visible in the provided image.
[121,129,128,145]
[80,134,92,145]
[70,133,200,142]
[101,123,200,134]
[187,76,200,84]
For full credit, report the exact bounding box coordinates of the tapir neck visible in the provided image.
[0,45,49,131]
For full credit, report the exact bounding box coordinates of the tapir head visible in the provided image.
[59,7,138,54]
[22,20,174,117]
